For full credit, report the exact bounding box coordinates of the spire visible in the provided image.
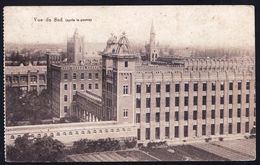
[74,28,79,37]
[150,20,155,34]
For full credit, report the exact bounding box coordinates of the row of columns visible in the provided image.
[82,110,99,122]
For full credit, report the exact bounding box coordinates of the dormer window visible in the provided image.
[125,61,128,67]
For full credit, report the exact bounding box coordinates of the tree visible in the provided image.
[6,134,65,162]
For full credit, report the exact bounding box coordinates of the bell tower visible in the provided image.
[148,21,159,62]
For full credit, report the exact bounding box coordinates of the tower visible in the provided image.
[147,21,159,62]
[102,32,138,124]
[67,28,85,64]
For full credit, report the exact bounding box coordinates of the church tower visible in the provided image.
[102,32,138,124]
[67,28,85,64]
[148,21,159,62]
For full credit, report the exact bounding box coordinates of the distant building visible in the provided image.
[145,22,160,62]
[5,64,47,94]
[67,29,85,64]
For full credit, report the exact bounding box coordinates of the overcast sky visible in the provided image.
[4,6,255,48]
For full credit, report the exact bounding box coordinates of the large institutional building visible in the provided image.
[6,24,255,145]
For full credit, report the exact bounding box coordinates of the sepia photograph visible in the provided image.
[4,6,255,162]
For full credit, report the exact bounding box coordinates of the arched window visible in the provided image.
[69,132,72,135]
[56,132,60,136]
[50,133,54,137]
[63,132,66,135]
[10,135,15,139]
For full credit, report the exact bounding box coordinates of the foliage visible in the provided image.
[124,138,137,149]
[6,134,65,162]
[72,138,122,154]
[147,141,167,148]
[6,88,53,126]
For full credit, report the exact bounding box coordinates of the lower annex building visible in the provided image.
[48,31,255,143]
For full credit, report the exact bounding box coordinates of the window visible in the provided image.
[146,98,151,108]
[146,128,150,140]
[95,73,99,79]
[123,109,128,118]
[146,113,150,123]
[136,84,141,93]
[123,85,128,94]
[155,127,160,139]
[211,110,215,119]
[202,125,206,136]
[165,127,170,139]
[193,96,198,106]
[229,82,233,90]
[80,84,84,90]
[64,84,67,90]
[136,98,141,108]
[193,83,198,91]
[64,106,68,113]
[237,123,241,133]
[146,84,151,93]
[229,95,233,104]
[220,82,224,91]
[237,95,241,104]
[156,84,161,93]
[211,96,216,105]
[175,111,179,121]
[184,126,188,137]
[220,96,224,104]
[212,83,216,91]
[73,84,76,90]
[220,109,224,119]
[166,84,170,92]
[246,81,250,90]
[229,109,233,118]
[64,73,68,80]
[202,96,207,105]
[203,83,207,91]
[193,125,198,136]
[175,97,179,106]
[88,73,92,79]
[238,82,242,90]
[184,83,189,92]
[136,114,140,123]
[245,122,249,133]
[95,83,98,89]
[228,123,232,134]
[246,108,249,117]
[73,73,76,79]
[80,73,84,79]
[220,124,224,135]
[211,124,215,135]
[88,84,92,90]
[156,113,160,122]
[64,95,67,102]
[165,97,170,107]
[202,110,206,120]
[237,108,241,118]
[175,126,179,138]
[125,61,128,67]
[193,111,197,120]
[184,96,189,106]
[165,112,169,122]
[184,111,188,121]
[175,84,180,92]
[137,129,141,140]
[246,94,249,103]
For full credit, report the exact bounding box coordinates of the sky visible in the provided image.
[4,6,255,48]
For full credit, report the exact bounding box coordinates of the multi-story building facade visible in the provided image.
[6,26,255,146]
[99,31,255,143]
[5,63,47,94]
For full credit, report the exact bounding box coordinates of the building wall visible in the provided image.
[5,65,47,95]
[50,64,102,118]
[5,121,137,146]
[134,68,255,142]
